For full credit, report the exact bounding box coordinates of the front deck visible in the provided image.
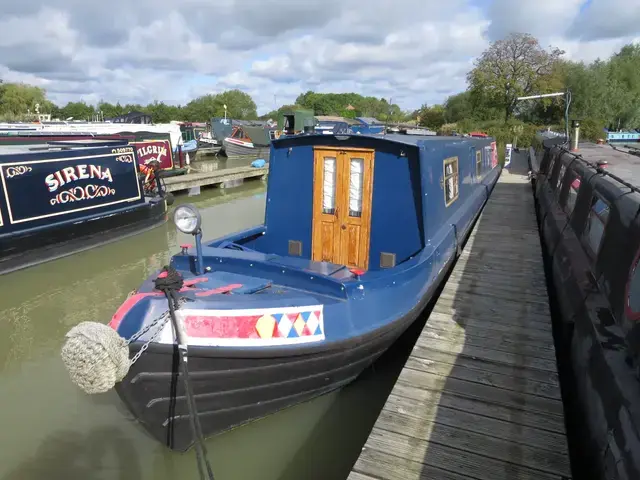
[348,157,571,479]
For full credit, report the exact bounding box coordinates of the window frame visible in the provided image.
[476,150,482,178]
[563,172,581,216]
[443,156,460,207]
[625,246,640,321]
[581,193,610,259]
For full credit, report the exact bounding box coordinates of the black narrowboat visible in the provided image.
[0,140,167,275]
[531,134,640,480]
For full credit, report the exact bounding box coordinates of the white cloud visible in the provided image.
[0,0,638,115]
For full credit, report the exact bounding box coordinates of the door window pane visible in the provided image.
[322,156,336,214]
[349,158,364,217]
[444,157,459,206]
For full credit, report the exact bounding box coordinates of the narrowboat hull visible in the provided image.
[0,199,166,275]
[114,259,452,452]
[0,140,168,275]
[530,136,640,480]
[223,138,271,159]
[107,133,501,452]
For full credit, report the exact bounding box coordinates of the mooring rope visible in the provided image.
[61,265,215,480]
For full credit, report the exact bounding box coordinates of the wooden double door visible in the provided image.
[311,147,374,270]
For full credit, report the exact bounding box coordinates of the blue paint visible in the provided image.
[114,133,500,349]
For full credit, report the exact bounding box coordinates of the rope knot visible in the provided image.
[154,265,183,309]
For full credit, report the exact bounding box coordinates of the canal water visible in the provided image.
[0,167,428,480]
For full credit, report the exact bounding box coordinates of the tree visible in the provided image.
[0,82,51,118]
[416,103,446,129]
[59,101,95,121]
[468,33,564,121]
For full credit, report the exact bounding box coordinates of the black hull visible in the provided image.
[0,199,166,275]
[116,253,455,452]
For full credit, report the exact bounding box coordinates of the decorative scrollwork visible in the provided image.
[116,155,134,163]
[5,166,32,178]
[50,184,116,205]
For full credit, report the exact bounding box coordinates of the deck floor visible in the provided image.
[348,164,571,480]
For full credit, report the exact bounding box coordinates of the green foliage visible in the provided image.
[468,33,564,121]
[295,91,404,121]
[0,82,54,120]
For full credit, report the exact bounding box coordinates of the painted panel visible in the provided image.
[158,305,325,347]
[133,139,173,169]
[0,146,142,226]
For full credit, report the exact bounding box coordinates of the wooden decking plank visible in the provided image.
[433,295,552,323]
[383,393,568,453]
[362,429,562,480]
[404,355,561,400]
[425,313,556,345]
[413,334,559,373]
[391,382,567,435]
[349,166,570,479]
[397,368,564,417]
[431,305,553,333]
[374,408,571,476]
[350,449,469,480]
[417,325,558,362]
[407,343,560,385]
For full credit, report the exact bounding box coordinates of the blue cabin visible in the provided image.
[210,133,499,273]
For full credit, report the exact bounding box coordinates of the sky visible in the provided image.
[0,0,638,115]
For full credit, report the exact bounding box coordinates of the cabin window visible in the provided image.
[444,157,459,206]
[322,156,337,214]
[583,196,610,256]
[349,158,364,217]
[564,174,581,215]
[476,150,482,177]
[548,157,556,177]
[626,252,640,319]
[556,164,566,190]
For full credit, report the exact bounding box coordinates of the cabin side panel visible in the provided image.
[420,140,491,249]
[368,147,424,269]
[261,145,315,258]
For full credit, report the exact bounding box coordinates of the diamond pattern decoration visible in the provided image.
[255,314,276,339]
[183,306,324,343]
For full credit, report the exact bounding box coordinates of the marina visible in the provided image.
[2,126,640,480]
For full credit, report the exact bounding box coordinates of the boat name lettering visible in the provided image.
[116,154,134,163]
[136,144,168,163]
[111,147,133,154]
[50,184,117,206]
[45,165,113,193]
[5,165,33,178]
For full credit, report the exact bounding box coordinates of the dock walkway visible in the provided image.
[162,165,268,193]
[348,160,571,479]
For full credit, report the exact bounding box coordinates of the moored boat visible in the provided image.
[222,125,274,159]
[101,133,500,451]
[530,133,640,480]
[0,139,168,275]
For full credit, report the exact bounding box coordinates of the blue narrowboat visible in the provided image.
[108,133,500,451]
[0,140,168,275]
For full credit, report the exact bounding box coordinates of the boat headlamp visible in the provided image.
[173,203,202,235]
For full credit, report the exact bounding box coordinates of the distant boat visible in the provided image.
[222,125,274,158]
[0,139,168,275]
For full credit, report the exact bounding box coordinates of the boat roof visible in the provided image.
[575,142,640,188]
[0,139,130,156]
[273,133,492,149]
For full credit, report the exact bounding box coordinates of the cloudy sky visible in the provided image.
[0,0,638,115]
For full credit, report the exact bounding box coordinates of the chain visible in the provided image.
[128,297,189,366]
